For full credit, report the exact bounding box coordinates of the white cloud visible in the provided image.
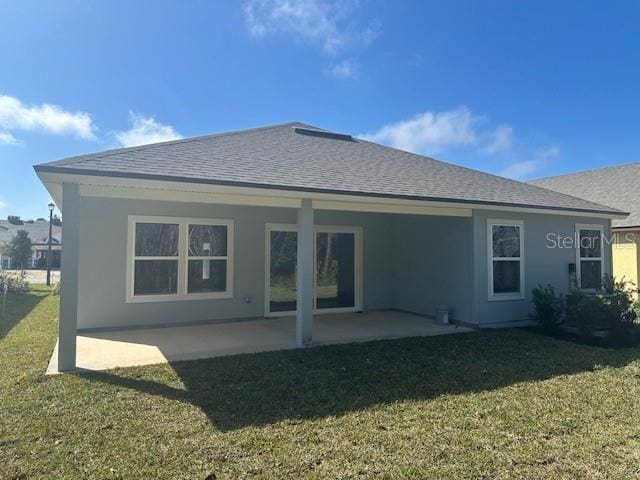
[0,199,7,209]
[0,131,18,145]
[481,124,514,155]
[114,112,183,148]
[243,0,379,56]
[360,107,522,158]
[360,108,480,154]
[327,58,358,79]
[499,145,560,180]
[362,108,563,180]
[498,160,540,180]
[0,94,96,140]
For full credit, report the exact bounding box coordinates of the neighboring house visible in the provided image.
[531,163,640,290]
[0,218,62,269]
[34,122,626,371]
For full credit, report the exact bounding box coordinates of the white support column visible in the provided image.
[58,182,80,372]
[296,199,314,346]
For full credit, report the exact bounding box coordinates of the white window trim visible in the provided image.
[487,219,525,301]
[575,223,604,291]
[126,215,234,303]
[264,223,364,317]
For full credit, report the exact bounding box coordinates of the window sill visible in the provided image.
[488,293,525,302]
[126,291,233,303]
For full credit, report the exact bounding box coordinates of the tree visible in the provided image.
[0,230,33,269]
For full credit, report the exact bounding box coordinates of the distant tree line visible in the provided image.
[6,215,61,226]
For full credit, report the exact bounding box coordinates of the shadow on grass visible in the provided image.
[0,289,48,340]
[81,329,640,431]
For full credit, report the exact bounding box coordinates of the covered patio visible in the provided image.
[47,310,473,372]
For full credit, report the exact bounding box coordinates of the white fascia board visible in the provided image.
[36,171,627,220]
[313,200,471,217]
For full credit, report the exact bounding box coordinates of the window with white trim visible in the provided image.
[133,222,180,296]
[576,224,603,290]
[187,224,229,294]
[127,216,233,302]
[488,220,524,300]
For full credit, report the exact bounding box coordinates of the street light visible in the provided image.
[46,202,55,286]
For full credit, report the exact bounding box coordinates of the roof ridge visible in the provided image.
[531,162,640,183]
[41,121,317,167]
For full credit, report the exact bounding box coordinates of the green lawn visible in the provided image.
[2,286,640,479]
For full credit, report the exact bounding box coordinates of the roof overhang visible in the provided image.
[612,225,640,231]
[35,168,629,220]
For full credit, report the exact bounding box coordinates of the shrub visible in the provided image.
[565,290,616,337]
[531,275,640,346]
[0,269,29,294]
[601,275,637,326]
[530,285,564,332]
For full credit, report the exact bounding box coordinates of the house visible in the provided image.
[34,122,626,371]
[531,163,640,290]
[0,218,62,269]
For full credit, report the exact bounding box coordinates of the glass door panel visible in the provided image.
[269,230,297,313]
[315,232,355,310]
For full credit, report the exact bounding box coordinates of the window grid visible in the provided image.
[126,216,234,303]
[186,224,230,295]
[576,225,604,291]
[487,220,525,301]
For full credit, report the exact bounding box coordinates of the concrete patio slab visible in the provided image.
[46,310,473,373]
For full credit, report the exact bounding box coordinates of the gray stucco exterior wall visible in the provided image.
[392,215,474,322]
[471,209,612,325]
[77,197,396,329]
[73,195,613,330]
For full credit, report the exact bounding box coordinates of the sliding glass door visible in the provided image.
[266,225,361,316]
[315,232,356,310]
[268,229,298,313]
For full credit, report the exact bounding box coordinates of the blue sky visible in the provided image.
[1,0,639,219]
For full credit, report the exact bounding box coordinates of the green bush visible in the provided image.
[565,290,617,336]
[601,275,637,326]
[531,275,639,343]
[530,285,564,332]
[0,269,29,294]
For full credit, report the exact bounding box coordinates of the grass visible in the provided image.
[270,284,337,302]
[2,286,640,479]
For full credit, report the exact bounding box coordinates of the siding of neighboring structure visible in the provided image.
[612,230,640,293]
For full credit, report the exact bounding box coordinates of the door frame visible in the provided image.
[264,223,363,317]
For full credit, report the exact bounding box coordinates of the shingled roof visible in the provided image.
[530,163,640,228]
[34,122,624,216]
[0,219,61,245]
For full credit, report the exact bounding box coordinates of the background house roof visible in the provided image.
[35,122,624,216]
[530,163,640,228]
[0,219,62,246]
